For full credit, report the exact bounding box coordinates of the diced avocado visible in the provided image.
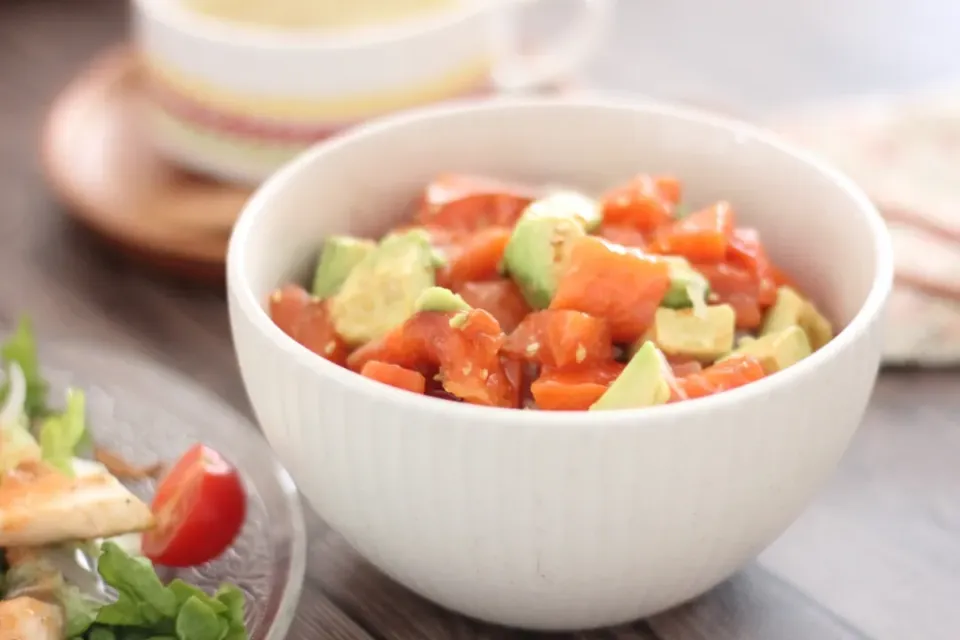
[626,327,656,359]
[798,303,833,350]
[415,287,472,314]
[525,190,603,232]
[736,334,756,348]
[380,227,447,269]
[330,229,437,345]
[311,235,376,298]
[660,257,711,309]
[724,325,812,374]
[761,286,805,335]
[382,229,448,270]
[590,341,671,411]
[761,286,834,351]
[651,304,736,363]
[449,311,469,329]
[502,211,586,309]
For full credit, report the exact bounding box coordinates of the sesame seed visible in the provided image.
[575,344,587,363]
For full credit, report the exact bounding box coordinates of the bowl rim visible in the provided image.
[132,0,486,52]
[228,96,894,428]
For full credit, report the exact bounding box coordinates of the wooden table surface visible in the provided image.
[3,1,960,638]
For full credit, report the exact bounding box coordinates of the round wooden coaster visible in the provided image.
[40,46,251,284]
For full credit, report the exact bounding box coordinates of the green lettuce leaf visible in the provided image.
[175,596,222,640]
[214,585,247,640]
[39,387,89,475]
[168,581,227,615]
[96,542,177,625]
[0,316,49,419]
[89,542,249,640]
[61,583,101,637]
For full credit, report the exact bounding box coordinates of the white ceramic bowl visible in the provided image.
[227,98,893,631]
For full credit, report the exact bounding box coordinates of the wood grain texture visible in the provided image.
[2,0,960,638]
[758,373,960,640]
[649,566,866,640]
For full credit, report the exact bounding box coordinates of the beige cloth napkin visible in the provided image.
[771,94,960,365]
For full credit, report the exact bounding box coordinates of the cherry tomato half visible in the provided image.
[142,443,246,568]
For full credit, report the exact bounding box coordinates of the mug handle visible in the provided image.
[488,0,615,92]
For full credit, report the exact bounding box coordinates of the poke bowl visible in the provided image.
[227,98,892,631]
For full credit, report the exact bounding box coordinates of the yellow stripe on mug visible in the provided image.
[142,55,492,123]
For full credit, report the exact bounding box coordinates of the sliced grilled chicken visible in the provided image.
[0,597,63,640]
[0,459,154,547]
[4,547,63,598]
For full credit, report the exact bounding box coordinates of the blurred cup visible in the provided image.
[132,0,614,185]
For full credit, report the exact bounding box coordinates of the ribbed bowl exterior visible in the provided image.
[230,293,883,630]
[227,99,891,631]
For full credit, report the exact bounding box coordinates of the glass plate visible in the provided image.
[40,342,306,640]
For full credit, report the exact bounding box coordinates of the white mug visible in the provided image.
[132,0,615,185]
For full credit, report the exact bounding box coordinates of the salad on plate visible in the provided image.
[0,318,248,640]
